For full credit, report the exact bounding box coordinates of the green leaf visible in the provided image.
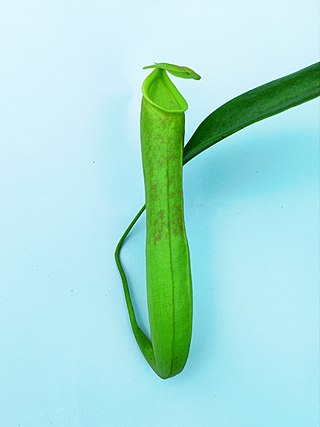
[183,62,320,164]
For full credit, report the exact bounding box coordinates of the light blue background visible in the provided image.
[0,1,319,426]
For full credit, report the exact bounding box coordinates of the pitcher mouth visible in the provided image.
[142,68,188,114]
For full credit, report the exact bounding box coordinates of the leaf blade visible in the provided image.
[183,62,320,164]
